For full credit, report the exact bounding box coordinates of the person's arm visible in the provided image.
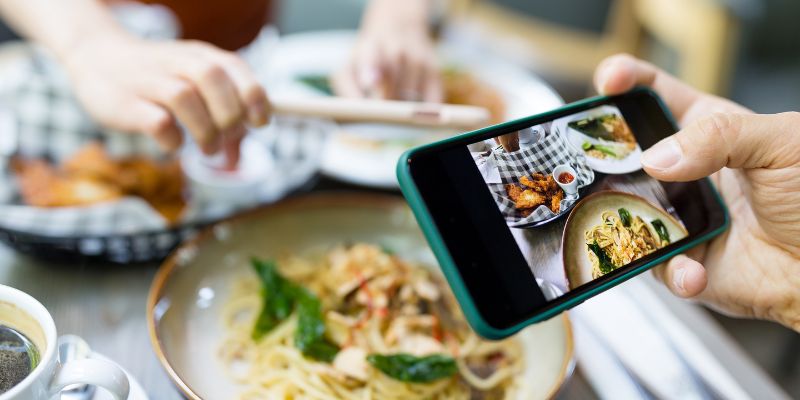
[0,0,127,61]
[0,0,270,167]
[332,0,442,102]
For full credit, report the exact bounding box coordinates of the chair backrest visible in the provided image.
[448,0,638,83]
[449,0,738,95]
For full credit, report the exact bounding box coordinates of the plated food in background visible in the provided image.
[297,67,506,124]
[440,67,506,124]
[314,68,509,188]
[219,243,524,399]
[505,172,565,216]
[562,191,688,290]
[12,143,186,223]
[568,113,635,160]
[147,194,573,400]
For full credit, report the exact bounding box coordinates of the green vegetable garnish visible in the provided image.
[295,289,340,362]
[297,74,333,95]
[651,219,671,243]
[252,259,298,340]
[367,354,458,383]
[618,208,632,227]
[588,241,616,275]
[251,258,339,361]
[581,141,618,158]
[569,116,616,141]
[379,245,395,255]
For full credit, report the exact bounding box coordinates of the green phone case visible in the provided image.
[396,87,730,339]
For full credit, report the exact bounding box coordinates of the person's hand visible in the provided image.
[62,33,271,166]
[332,0,442,103]
[595,54,800,331]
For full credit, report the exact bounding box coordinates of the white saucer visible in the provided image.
[86,352,149,400]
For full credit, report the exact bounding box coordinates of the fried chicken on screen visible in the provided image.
[504,172,565,216]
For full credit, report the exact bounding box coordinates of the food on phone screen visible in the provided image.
[218,243,525,399]
[13,143,186,222]
[584,208,672,279]
[557,172,574,184]
[570,114,636,160]
[506,172,565,215]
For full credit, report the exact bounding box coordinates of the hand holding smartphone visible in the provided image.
[398,88,728,339]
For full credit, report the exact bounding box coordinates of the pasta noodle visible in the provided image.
[584,209,668,279]
[219,244,526,399]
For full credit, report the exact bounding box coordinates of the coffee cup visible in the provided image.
[0,284,129,400]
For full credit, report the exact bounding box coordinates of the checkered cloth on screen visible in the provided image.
[0,45,326,238]
[487,125,594,227]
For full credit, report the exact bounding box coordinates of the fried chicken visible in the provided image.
[505,184,522,202]
[63,142,120,182]
[504,171,567,218]
[14,143,186,223]
[15,159,122,207]
[515,189,546,209]
[550,189,564,213]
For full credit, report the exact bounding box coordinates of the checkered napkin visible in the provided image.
[0,46,326,238]
[487,125,594,227]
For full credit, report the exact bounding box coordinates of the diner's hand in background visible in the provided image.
[0,0,271,168]
[595,54,800,332]
[332,0,442,103]
[63,34,270,166]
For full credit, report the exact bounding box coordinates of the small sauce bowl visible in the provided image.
[552,164,578,197]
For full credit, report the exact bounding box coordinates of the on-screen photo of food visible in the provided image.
[468,105,687,296]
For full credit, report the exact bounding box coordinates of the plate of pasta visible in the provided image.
[148,193,574,400]
[561,191,688,290]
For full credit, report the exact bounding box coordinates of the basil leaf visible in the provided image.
[295,289,339,362]
[367,354,458,383]
[651,219,671,243]
[251,258,339,362]
[297,75,333,95]
[618,208,632,227]
[588,241,615,275]
[251,258,298,340]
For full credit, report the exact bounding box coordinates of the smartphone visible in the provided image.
[397,87,729,339]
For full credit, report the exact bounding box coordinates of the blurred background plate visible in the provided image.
[266,31,564,188]
[148,193,574,399]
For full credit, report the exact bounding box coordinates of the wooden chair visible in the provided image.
[447,0,739,95]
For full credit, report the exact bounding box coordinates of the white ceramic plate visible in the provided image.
[148,194,574,400]
[561,105,642,175]
[266,31,564,188]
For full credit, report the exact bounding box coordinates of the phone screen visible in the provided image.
[407,90,726,329]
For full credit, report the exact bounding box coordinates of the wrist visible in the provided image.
[60,30,138,74]
[361,0,431,35]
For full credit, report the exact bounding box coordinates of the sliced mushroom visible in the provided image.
[397,334,445,357]
[413,279,441,301]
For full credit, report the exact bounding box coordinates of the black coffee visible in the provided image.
[0,324,39,394]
